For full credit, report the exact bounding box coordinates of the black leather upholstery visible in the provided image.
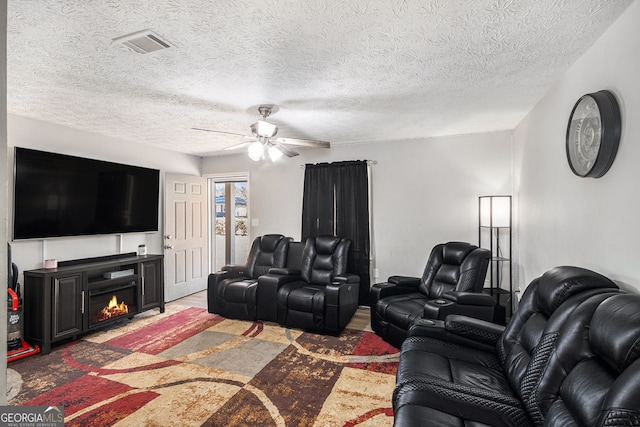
[392,266,631,427]
[208,235,361,335]
[370,241,491,349]
[256,241,305,322]
[276,236,360,334]
[207,234,291,320]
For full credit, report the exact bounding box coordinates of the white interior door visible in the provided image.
[164,173,209,301]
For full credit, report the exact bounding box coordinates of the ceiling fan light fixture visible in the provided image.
[193,104,329,160]
[248,141,264,161]
[251,120,278,138]
[268,145,283,161]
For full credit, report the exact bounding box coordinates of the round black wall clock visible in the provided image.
[566,90,621,178]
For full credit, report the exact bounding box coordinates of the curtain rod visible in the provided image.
[300,160,377,169]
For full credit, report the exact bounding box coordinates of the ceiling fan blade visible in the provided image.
[272,142,299,157]
[224,141,252,151]
[192,128,256,140]
[273,137,330,149]
[192,127,245,136]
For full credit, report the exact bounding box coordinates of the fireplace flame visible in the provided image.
[95,295,129,322]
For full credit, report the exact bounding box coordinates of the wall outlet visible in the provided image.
[373,268,379,278]
[251,218,259,226]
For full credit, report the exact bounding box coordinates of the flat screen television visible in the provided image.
[13,147,160,240]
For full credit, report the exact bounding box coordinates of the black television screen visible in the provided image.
[13,147,160,240]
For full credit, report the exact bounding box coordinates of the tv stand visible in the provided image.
[24,254,164,355]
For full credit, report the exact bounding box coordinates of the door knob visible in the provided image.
[163,245,173,250]
[164,235,172,240]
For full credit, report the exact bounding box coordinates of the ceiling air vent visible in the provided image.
[112,30,172,54]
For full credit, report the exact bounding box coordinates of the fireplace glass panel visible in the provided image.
[88,280,138,327]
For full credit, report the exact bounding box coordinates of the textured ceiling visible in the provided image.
[7,1,634,157]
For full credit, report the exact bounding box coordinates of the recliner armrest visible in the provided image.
[424,292,496,322]
[256,272,301,322]
[407,318,445,336]
[444,314,505,346]
[325,281,358,305]
[207,267,250,315]
[268,267,301,276]
[208,267,247,287]
[221,265,249,277]
[334,273,360,284]
[407,315,502,352]
[370,281,417,301]
[442,291,495,306]
[325,281,360,333]
[388,276,421,287]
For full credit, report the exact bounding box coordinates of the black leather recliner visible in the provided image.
[275,236,360,334]
[370,241,491,349]
[392,266,625,426]
[207,234,291,320]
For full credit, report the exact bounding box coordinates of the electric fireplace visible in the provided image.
[88,279,138,328]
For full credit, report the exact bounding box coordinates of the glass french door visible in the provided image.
[212,180,249,271]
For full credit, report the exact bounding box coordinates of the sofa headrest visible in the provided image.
[442,242,476,265]
[536,266,618,316]
[314,235,342,255]
[259,234,286,252]
[590,293,640,373]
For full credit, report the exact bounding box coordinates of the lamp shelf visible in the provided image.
[484,287,512,297]
[479,195,513,323]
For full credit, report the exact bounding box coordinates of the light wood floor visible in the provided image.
[169,289,208,309]
[169,290,373,332]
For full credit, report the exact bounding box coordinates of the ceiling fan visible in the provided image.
[193,105,330,161]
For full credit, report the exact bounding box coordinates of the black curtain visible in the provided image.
[302,160,371,305]
[301,163,335,238]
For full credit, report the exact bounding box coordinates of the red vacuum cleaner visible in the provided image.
[7,245,39,362]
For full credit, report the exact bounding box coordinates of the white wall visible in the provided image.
[7,114,202,276]
[1,0,8,404]
[202,131,512,282]
[514,1,640,292]
[6,115,512,287]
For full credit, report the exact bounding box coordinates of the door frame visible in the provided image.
[204,172,250,273]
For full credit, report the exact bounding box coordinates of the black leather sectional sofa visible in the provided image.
[208,234,360,334]
[392,266,640,426]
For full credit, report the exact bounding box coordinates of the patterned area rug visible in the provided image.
[8,305,398,426]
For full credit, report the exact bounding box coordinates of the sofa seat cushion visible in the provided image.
[220,279,258,303]
[211,278,260,321]
[396,336,513,401]
[394,357,529,426]
[395,403,496,427]
[375,293,427,329]
[394,383,529,427]
[401,336,502,370]
[278,282,328,332]
[286,284,325,312]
